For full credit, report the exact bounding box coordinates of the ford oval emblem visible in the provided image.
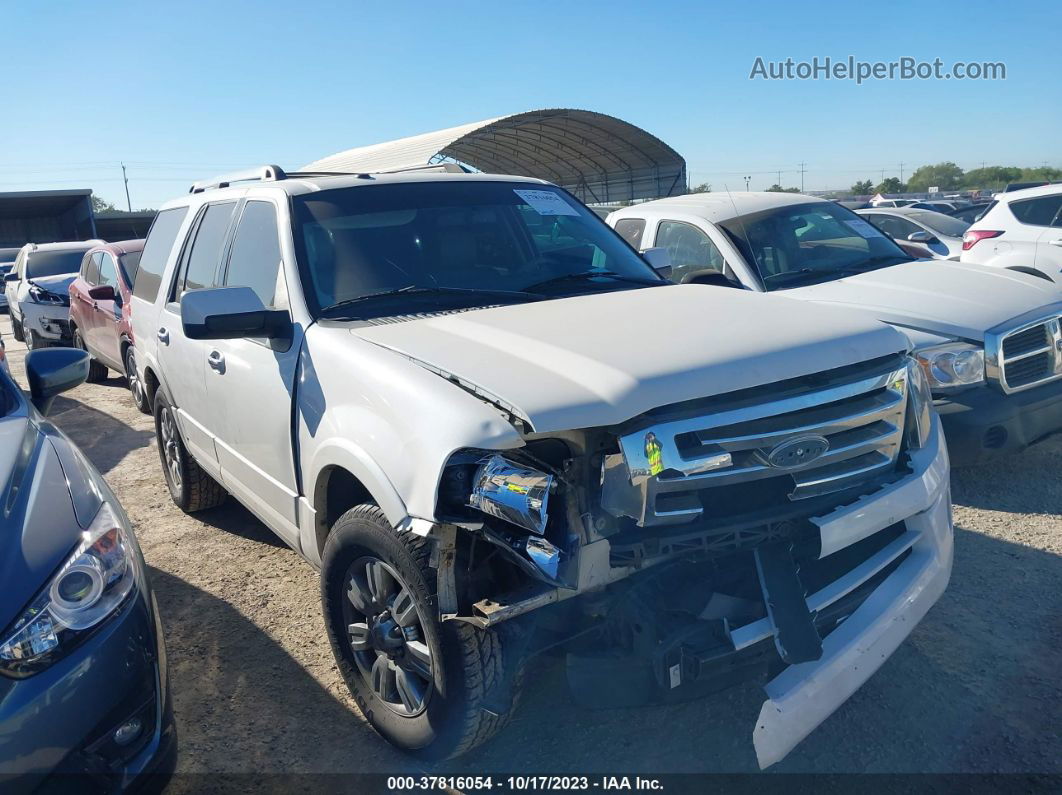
[766,436,830,469]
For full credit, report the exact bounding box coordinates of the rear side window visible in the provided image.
[175,202,237,299]
[1009,195,1062,227]
[82,252,102,285]
[223,201,283,308]
[133,207,189,302]
[613,218,646,248]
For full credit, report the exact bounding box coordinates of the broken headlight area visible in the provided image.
[438,448,572,586]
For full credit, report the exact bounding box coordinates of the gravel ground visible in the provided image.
[3,313,1060,783]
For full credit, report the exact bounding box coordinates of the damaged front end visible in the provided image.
[430,352,951,766]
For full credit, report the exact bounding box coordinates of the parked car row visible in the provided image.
[4,165,1061,787]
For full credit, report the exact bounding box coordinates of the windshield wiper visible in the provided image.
[319,285,542,318]
[763,256,910,287]
[524,270,663,293]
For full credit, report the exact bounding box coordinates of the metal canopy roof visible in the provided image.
[302,109,687,203]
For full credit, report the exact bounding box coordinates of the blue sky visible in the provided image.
[2,0,1057,208]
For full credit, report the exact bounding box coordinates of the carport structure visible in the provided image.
[302,108,687,204]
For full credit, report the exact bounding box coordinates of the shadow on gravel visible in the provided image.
[46,392,153,475]
[189,500,288,549]
[149,567,423,789]
[952,435,1062,515]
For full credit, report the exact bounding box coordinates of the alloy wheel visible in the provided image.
[126,348,146,408]
[159,406,183,491]
[343,557,434,715]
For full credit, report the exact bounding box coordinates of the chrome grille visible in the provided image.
[995,316,1062,392]
[601,363,909,527]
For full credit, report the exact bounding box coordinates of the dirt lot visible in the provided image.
[3,312,1060,782]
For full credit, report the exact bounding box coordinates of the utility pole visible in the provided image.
[899,162,905,184]
[121,163,132,212]
[744,175,751,191]
[777,169,782,186]
[798,162,807,192]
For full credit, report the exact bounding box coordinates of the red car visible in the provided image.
[68,239,150,412]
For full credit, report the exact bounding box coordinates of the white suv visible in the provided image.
[131,165,952,765]
[959,184,1062,281]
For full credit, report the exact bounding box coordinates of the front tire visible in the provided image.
[321,505,522,759]
[153,392,226,512]
[11,316,24,342]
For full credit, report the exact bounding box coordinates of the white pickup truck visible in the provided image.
[130,166,952,766]
[609,192,1062,465]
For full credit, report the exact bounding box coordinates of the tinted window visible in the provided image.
[224,201,282,308]
[83,252,102,285]
[25,249,90,279]
[97,253,118,288]
[718,201,909,290]
[907,211,969,237]
[869,214,921,239]
[119,251,141,287]
[654,220,726,278]
[1009,195,1062,227]
[133,207,189,302]
[292,182,662,318]
[614,218,646,248]
[178,202,236,298]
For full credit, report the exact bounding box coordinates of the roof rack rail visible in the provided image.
[377,162,469,175]
[189,165,287,194]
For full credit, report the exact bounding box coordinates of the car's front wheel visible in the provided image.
[153,392,226,512]
[321,505,523,759]
[11,316,24,342]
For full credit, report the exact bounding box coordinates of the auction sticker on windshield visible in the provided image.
[515,189,580,216]
[844,219,886,238]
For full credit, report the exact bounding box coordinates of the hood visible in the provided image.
[785,261,1062,342]
[351,285,908,433]
[0,416,82,630]
[29,273,77,295]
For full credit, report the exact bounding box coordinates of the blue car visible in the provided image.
[0,348,175,792]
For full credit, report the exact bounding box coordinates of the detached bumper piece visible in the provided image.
[754,541,821,665]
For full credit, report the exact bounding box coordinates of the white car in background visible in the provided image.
[959,184,1062,282]
[608,192,1062,465]
[856,206,970,259]
[4,241,101,349]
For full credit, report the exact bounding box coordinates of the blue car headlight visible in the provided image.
[0,501,141,678]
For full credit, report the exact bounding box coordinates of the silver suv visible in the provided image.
[131,165,952,765]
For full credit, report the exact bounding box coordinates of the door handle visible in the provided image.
[1049,239,1062,247]
[157,327,170,345]
[207,350,226,373]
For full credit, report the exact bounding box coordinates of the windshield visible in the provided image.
[25,249,88,280]
[907,211,970,237]
[291,181,662,318]
[717,201,911,290]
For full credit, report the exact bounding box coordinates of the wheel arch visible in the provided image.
[308,448,410,560]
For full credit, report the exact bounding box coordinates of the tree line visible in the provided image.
[850,163,1061,196]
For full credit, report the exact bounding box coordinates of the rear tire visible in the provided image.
[73,328,108,382]
[153,392,226,512]
[321,505,523,760]
[11,317,24,342]
[125,345,151,414]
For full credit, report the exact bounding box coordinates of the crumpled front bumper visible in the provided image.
[19,300,72,343]
[751,416,953,768]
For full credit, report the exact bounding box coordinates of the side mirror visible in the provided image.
[640,247,673,280]
[181,286,291,341]
[87,284,116,301]
[25,348,90,414]
[4,272,18,283]
[907,230,936,244]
